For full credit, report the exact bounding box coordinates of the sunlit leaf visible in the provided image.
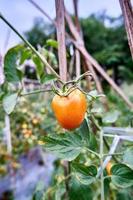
[32,55,44,80]
[19,48,32,65]
[4,45,24,83]
[3,93,18,114]
[46,39,58,49]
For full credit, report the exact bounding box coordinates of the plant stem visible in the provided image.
[100,129,104,200]
[85,148,100,159]
[103,152,123,157]
[21,89,53,96]
[0,13,60,79]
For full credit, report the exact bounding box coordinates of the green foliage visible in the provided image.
[80,14,133,82]
[72,163,97,185]
[111,164,133,188]
[3,93,18,114]
[4,45,24,83]
[42,132,83,161]
[32,181,45,200]
[102,110,121,124]
[69,177,93,200]
[46,39,58,49]
[123,148,133,167]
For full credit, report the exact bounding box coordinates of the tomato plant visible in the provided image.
[0,5,133,200]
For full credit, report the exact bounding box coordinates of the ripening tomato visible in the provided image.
[51,89,87,130]
[106,162,112,176]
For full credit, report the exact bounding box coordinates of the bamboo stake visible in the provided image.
[55,0,67,82]
[55,0,69,197]
[73,0,81,78]
[119,0,133,59]
[65,11,133,108]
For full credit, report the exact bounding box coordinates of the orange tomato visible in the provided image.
[106,162,112,176]
[51,89,87,130]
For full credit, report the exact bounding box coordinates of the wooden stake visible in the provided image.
[55,0,67,81]
[119,0,133,59]
[65,11,133,108]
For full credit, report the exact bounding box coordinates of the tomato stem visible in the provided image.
[20,89,53,96]
[76,71,93,83]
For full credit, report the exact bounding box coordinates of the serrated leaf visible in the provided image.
[111,163,133,188]
[3,93,18,114]
[42,132,82,161]
[72,163,97,185]
[4,45,23,83]
[102,110,121,124]
[69,177,93,200]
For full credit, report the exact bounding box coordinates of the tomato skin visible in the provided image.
[51,89,87,130]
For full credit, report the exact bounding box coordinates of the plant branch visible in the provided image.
[20,89,53,96]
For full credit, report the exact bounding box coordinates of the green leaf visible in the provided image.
[40,74,57,84]
[123,148,133,167]
[79,119,90,147]
[79,118,97,151]
[111,163,133,188]
[32,55,44,80]
[43,133,82,161]
[102,110,121,124]
[42,119,98,161]
[32,181,44,200]
[72,163,97,185]
[87,90,105,101]
[3,93,18,114]
[116,189,133,200]
[69,177,93,200]
[42,132,82,161]
[4,45,23,83]
[55,185,65,200]
[46,39,58,49]
[19,48,32,65]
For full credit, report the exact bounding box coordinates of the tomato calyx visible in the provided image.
[52,71,93,97]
